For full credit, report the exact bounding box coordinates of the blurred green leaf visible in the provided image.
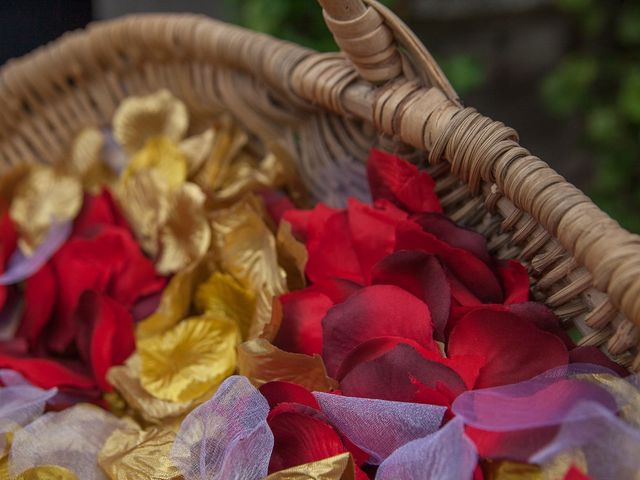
[439,55,486,96]
[556,0,593,14]
[618,68,640,123]
[585,107,622,145]
[617,5,640,45]
[541,56,597,116]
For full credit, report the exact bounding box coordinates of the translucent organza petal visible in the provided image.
[171,376,274,480]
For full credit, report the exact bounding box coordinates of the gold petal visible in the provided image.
[156,183,211,275]
[107,356,198,425]
[9,166,82,254]
[192,117,247,191]
[99,426,180,480]
[277,220,308,291]
[137,258,211,339]
[0,455,7,480]
[238,339,338,392]
[264,453,355,480]
[71,127,116,193]
[179,128,215,176]
[482,460,543,480]
[195,272,256,341]
[122,137,187,191]
[540,449,588,480]
[14,466,79,480]
[113,90,188,154]
[580,373,640,427]
[138,315,239,402]
[211,195,287,339]
[114,169,169,257]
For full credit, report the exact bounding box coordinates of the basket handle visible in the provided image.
[318,0,457,99]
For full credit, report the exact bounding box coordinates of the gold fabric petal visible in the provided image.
[211,195,287,340]
[264,453,355,480]
[107,356,197,425]
[276,220,308,291]
[540,449,588,480]
[156,183,211,275]
[138,315,239,402]
[195,271,256,341]
[113,90,188,154]
[115,169,169,257]
[9,166,82,254]
[70,127,115,192]
[179,128,215,176]
[0,455,7,480]
[482,460,542,480]
[580,373,640,427]
[99,426,180,480]
[122,137,187,191]
[136,258,210,339]
[14,466,79,480]
[238,339,338,392]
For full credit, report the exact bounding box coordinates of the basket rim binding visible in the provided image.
[0,1,637,370]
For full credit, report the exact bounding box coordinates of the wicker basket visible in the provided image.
[0,0,638,371]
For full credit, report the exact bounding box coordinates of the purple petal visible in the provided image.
[0,220,71,285]
[452,364,618,431]
[171,376,273,480]
[376,418,477,480]
[314,392,446,464]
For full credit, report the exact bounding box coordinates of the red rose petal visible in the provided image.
[0,355,95,390]
[322,285,436,377]
[508,302,574,349]
[465,424,558,460]
[73,190,124,236]
[448,310,569,388]
[340,343,467,404]
[306,211,363,284]
[274,289,333,356]
[308,278,361,304]
[283,203,339,246]
[569,346,629,376]
[261,190,296,225]
[259,381,321,410]
[371,251,450,340]
[411,213,490,264]
[347,198,407,282]
[367,149,441,213]
[16,263,57,347]
[497,260,530,304]
[564,466,591,480]
[0,211,18,310]
[396,220,503,303]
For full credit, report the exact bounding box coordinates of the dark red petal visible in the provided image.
[130,292,163,322]
[0,355,95,390]
[75,290,135,391]
[497,260,530,304]
[411,213,490,264]
[274,289,333,356]
[268,407,366,477]
[16,263,57,347]
[465,424,558,460]
[0,338,28,356]
[322,285,436,377]
[508,302,575,349]
[396,220,503,303]
[347,198,407,282]
[569,346,629,376]
[259,381,320,410]
[448,310,569,388]
[564,466,591,480]
[261,190,296,225]
[73,190,121,236]
[367,149,441,213]
[371,251,450,340]
[306,211,364,284]
[308,278,361,304]
[0,211,18,311]
[340,343,467,403]
[283,204,339,245]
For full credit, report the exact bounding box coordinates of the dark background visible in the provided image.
[2,0,637,231]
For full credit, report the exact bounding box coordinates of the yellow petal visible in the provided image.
[70,127,116,193]
[113,90,188,154]
[277,220,308,291]
[114,169,169,257]
[14,466,79,480]
[122,136,187,191]
[264,453,355,480]
[99,426,180,480]
[137,258,211,339]
[156,183,211,275]
[107,356,198,425]
[212,152,275,205]
[195,272,256,341]
[211,195,287,339]
[193,117,247,191]
[9,166,82,254]
[179,128,215,176]
[238,339,338,392]
[138,315,239,402]
[482,460,542,480]
[540,449,588,480]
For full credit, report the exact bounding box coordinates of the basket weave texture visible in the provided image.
[0,0,638,370]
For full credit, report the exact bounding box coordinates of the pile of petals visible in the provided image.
[1,90,639,480]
